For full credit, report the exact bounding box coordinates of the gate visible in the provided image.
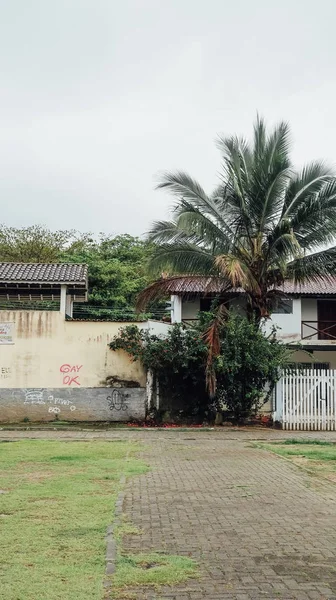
[274,369,336,430]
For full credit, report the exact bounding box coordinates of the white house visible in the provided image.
[168,276,336,370]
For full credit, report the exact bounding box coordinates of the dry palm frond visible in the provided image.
[203,303,228,397]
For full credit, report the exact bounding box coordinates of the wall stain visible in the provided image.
[101,375,140,388]
[37,313,43,337]
[17,312,23,338]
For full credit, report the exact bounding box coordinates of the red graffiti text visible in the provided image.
[60,364,82,386]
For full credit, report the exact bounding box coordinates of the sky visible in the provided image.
[1,0,336,237]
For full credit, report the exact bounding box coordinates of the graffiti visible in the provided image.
[0,323,13,345]
[47,395,76,411]
[24,389,45,405]
[22,390,76,412]
[107,389,129,411]
[60,364,82,386]
[0,367,11,380]
[48,395,72,406]
[60,364,82,373]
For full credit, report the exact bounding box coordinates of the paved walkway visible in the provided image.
[1,428,336,599]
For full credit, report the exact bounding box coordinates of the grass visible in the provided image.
[111,518,198,598]
[113,552,198,593]
[259,440,336,483]
[0,439,148,600]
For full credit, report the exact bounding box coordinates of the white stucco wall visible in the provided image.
[263,298,302,342]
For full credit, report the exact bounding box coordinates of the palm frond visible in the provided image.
[175,202,232,251]
[215,254,260,293]
[289,178,336,248]
[156,171,237,238]
[286,247,336,284]
[148,244,216,276]
[148,220,205,247]
[282,161,333,218]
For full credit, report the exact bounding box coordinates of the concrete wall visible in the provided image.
[0,311,147,422]
[290,349,336,369]
[0,387,146,423]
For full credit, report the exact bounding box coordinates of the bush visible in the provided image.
[110,324,210,420]
[109,312,291,422]
[214,313,291,421]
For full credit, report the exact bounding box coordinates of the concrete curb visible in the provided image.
[105,475,126,575]
[104,470,127,597]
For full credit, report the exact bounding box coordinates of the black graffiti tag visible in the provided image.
[107,389,129,411]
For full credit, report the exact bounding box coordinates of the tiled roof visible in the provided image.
[282,277,336,295]
[0,263,88,286]
[165,276,336,296]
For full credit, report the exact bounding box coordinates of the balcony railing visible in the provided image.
[302,321,336,341]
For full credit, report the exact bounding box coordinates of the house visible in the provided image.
[168,276,336,370]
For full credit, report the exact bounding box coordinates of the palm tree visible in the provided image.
[138,117,336,324]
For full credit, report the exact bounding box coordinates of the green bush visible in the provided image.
[110,312,291,422]
[110,324,210,420]
[214,313,291,421]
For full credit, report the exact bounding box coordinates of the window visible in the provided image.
[272,298,293,314]
[200,297,213,312]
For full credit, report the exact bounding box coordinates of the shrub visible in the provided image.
[110,312,291,422]
[214,313,291,421]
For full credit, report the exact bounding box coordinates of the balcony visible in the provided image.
[302,321,336,341]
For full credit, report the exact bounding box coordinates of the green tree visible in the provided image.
[138,117,336,323]
[62,233,159,318]
[0,225,76,262]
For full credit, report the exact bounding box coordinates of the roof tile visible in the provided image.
[164,276,336,296]
[0,263,88,285]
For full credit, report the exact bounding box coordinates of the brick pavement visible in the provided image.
[1,427,336,599]
[121,431,336,600]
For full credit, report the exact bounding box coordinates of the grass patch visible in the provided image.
[0,439,148,600]
[112,552,198,594]
[258,441,336,483]
[110,514,199,597]
[279,439,335,446]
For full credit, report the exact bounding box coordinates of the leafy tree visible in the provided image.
[0,225,76,262]
[61,233,160,319]
[138,117,336,324]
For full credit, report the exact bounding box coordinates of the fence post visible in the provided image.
[146,369,154,411]
[273,377,283,424]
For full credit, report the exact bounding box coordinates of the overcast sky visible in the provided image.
[1,0,336,237]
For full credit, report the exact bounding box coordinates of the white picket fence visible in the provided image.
[274,369,336,430]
